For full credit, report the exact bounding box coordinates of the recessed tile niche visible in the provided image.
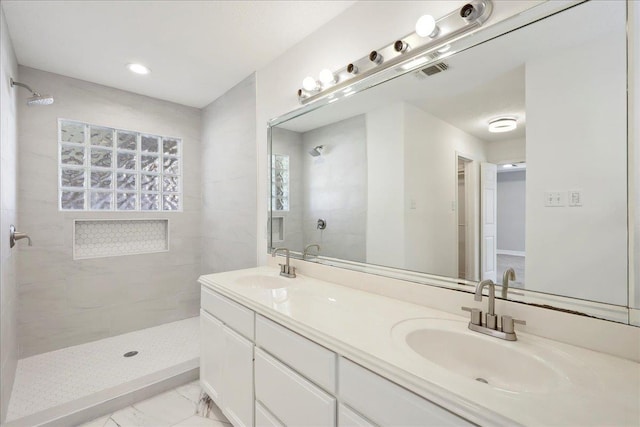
[73,219,169,260]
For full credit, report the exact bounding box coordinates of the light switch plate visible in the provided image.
[544,191,565,207]
[568,190,582,207]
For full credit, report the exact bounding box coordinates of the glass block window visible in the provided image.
[271,154,289,211]
[58,120,182,211]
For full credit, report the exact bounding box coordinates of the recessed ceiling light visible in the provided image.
[127,63,150,75]
[488,117,517,133]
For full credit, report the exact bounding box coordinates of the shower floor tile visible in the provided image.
[7,316,199,421]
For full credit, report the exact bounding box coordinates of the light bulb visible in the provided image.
[319,69,336,85]
[302,76,319,92]
[415,15,438,38]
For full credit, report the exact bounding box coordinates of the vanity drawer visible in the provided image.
[338,358,472,427]
[338,404,374,427]
[255,401,284,427]
[201,286,254,340]
[256,315,336,393]
[255,348,336,427]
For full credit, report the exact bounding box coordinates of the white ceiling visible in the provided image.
[1,0,356,108]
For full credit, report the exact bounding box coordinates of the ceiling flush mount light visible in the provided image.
[415,14,439,38]
[488,117,517,133]
[295,1,493,105]
[319,69,337,86]
[127,63,150,75]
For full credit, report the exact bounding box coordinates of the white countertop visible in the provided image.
[199,266,640,427]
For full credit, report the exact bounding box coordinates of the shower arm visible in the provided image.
[10,78,38,95]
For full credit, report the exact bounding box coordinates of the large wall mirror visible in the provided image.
[269,1,632,323]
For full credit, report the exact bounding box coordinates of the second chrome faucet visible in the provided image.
[462,279,526,341]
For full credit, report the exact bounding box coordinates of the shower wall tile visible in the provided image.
[16,66,202,357]
[201,74,257,274]
[0,7,19,423]
[18,310,112,358]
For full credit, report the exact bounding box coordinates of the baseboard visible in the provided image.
[496,250,525,257]
[1,359,199,427]
[630,308,640,326]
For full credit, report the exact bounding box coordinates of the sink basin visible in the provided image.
[233,274,294,289]
[392,318,567,393]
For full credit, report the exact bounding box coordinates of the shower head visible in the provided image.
[26,93,55,106]
[309,145,324,157]
[10,78,54,106]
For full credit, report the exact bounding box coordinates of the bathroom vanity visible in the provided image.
[199,266,639,427]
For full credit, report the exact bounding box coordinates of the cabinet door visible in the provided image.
[200,309,224,403]
[222,325,255,427]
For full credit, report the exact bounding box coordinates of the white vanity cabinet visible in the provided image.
[339,358,472,427]
[200,287,255,427]
[200,284,472,427]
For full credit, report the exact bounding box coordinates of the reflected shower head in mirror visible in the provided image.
[309,145,324,157]
[10,78,54,106]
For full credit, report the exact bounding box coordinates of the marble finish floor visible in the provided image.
[78,381,230,427]
[7,317,199,421]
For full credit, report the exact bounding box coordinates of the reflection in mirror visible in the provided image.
[269,1,627,311]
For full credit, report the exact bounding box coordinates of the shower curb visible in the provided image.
[0,359,198,427]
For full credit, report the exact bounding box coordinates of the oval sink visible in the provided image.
[233,274,293,289]
[392,318,567,393]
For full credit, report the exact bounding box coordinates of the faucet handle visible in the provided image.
[501,315,526,334]
[461,306,482,326]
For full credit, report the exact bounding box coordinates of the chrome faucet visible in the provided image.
[475,279,497,329]
[501,267,516,298]
[303,243,320,260]
[272,247,296,278]
[462,278,526,341]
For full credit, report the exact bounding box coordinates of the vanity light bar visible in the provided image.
[297,0,493,105]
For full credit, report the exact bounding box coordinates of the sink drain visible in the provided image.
[475,377,489,384]
[123,351,138,358]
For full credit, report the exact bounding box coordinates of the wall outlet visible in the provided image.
[568,190,582,207]
[544,191,565,207]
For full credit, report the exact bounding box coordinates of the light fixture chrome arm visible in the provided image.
[296,0,493,105]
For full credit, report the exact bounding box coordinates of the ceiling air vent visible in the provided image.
[420,62,449,76]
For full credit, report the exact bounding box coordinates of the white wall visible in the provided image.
[0,6,19,422]
[631,0,640,313]
[302,115,367,262]
[525,25,627,305]
[201,74,257,273]
[366,104,405,267]
[497,170,526,253]
[16,66,202,357]
[403,103,487,277]
[255,1,544,266]
[486,138,525,164]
